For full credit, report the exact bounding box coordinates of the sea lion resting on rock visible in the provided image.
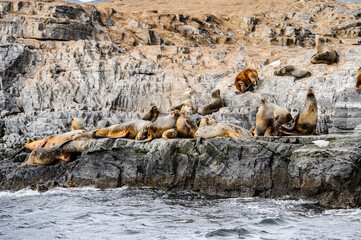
[92,120,152,138]
[274,65,311,80]
[254,98,279,136]
[177,105,198,138]
[195,122,252,140]
[356,67,361,90]
[22,140,91,166]
[280,89,318,135]
[311,36,339,65]
[169,90,195,113]
[198,89,224,116]
[137,110,180,142]
[12,130,89,158]
[234,69,259,94]
[71,118,87,131]
[142,103,162,122]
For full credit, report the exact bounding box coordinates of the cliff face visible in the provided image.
[0,0,360,207]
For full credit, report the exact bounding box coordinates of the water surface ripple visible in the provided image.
[1,187,360,239]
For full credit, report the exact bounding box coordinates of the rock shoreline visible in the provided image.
[1,135,360,209]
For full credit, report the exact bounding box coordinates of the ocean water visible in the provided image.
[0,187,360,240]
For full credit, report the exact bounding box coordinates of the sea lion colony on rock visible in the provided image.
[15,33,348,166]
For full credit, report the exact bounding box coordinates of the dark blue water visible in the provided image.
[0,187,360,240]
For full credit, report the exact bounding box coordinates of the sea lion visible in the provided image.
[162,128,178,139]
[195,122,252,140]
[11,130,88,158]
[311,36,339,65]
[169,90,195,113]
[254,98,279,136]
[198,89,224,116]
[234,69,259,94]
[199,117,217,128]
[280,89,318,135]
[270,103,292,125]
[22,140,90,166]
[142,103,162,122]
[274,65,311,80]
[356,67,361,90]
[176,105,198,138]
[92,120,152,138]
[71,118,87,131]
[138,110,180,142]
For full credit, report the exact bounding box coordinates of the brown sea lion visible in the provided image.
[195,122,252,140]
[92,120,152,138]
[162,128,178,139]
[176,105,198,138]
[311,36,339,65]
[71,118,87,131]
[142,103,162,122]
[169,90,195,113]
[274,65,311,80]
[254,98,279,136]
[270,103,293,125]
[22,140,91,166]
[356,67,361,90]
[280,89,318,135]
[234,69,259,94]
[199,117,217,128]
[11,130,88,158]
[198,89,224,116]
[138,110,180,142]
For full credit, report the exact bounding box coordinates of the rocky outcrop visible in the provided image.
[1,135,360,209]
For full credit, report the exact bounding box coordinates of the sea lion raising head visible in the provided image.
[198,89,224,116]
[169,90,195,113]
[274,65,311,80]
[142,103,162,122]
[254,98,279,136]
[311,36,339,65]
[176,105,198,138]
[234,69,259,94]
[280,89,318,135]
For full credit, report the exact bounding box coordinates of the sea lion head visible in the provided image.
[182,90,193,99]
[306,89,316,98]
[315,35,325,44]
[180,105,192,115]
[136,128,148,140]
[260,98,269,105]
[170,109,180,118]
[211,89,221,98]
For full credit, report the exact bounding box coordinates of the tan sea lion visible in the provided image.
[199,117,217,128]
[270,103,293,125]
[280,89,318,135]
[311,36,339,65]
[356,67,361,90]
[169,90,195,113]
[195,122,252,140]
[162,128,178,139]
[234,69,259,94]
[254,98,279,136]
[274,65,311,80]
[92,120,152,138]
[22,140,91,166]
[137,110,180,142]
[142,103,162,122]
[71,118,87,131]
[176,105,198,138]
[198,89,224,116]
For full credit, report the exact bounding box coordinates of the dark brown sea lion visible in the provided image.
[234,69,259,94]
[198,89,224,116]
[311,36,339,65]
[280,89,318,135]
